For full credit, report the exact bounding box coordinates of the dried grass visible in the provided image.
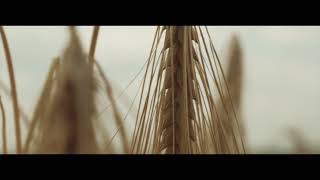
[0,26,22,154]
[0,96,7,154]
[0,79,30,128]
[0,26,247,154]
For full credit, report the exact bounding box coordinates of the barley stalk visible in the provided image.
[87,26,130,153]
[23,57,60,153]
[0,26,21,154]
[89,26,100,65]
[0,96,7,154]
[0,80,30,129]
[95,61,130,153]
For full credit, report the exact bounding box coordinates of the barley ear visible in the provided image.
[131,26,240,154]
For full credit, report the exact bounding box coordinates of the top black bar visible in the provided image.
[1,2,319,25]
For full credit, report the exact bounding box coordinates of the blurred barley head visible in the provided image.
[214,34,247,153]
[23,28,100,154]
[22,27,129,154]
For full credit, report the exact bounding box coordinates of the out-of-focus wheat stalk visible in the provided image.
[131,26,245,154]
[0,80,30,128]
[88,26,130,153]
[94,61,130,153]
[0,96,7,154]
[89,26,100,65]
[23,57,60,153]
[0,26,22,154]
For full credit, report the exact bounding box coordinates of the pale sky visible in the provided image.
[1,26,320,153]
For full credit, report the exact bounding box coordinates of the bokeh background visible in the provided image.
[1,26,319,153]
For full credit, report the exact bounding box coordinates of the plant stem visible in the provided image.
[0,26,21,154]
[0,96,7,154]
[89,26,100,64]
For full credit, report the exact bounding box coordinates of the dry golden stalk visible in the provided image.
[0,26,22,154]
[131,26,244,154]
[0,96,7,154]
[89,26,100,65]
[23,57,60,153]
[95,61,130,153]
[87,26,129,153]
[0,79,30,128]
